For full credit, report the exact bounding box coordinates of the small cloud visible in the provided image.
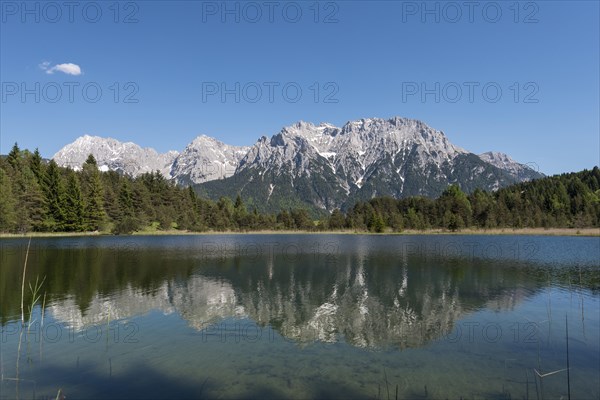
[39,61,82,76]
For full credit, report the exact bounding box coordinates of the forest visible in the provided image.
[1,144,599,234]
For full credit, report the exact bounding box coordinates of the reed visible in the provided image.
[16,238,47,377]
[11,238,48,399]
[40,292,47,360]
[565,315,571,400]
[546,273,553,343]
[533,315,573,400]
[20,238,31,325]
[534,367,568,399]
[26,275,46,341]
[533,368,539,400]
[15,238,32,399]
[384,367,390,400]
[106,308,111,347]
[524,369,529,400]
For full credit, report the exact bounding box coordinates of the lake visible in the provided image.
[1,235,598,399]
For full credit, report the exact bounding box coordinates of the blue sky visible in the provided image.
[1,0,598,175]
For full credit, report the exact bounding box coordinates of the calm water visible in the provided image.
[0,235,598,399]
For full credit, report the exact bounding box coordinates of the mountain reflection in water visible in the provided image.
[4,235,592,350]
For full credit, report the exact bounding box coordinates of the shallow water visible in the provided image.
[0,235,598,399]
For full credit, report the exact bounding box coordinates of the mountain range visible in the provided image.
[53,116,544,212]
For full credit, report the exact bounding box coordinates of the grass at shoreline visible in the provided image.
[0,227,598,238]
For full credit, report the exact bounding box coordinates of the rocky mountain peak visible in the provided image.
[170,134,250,185]
[52,116,544,212]
[53,135,178,177]
[478,151,539,181]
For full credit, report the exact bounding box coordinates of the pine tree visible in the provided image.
[85,154,97,166]
[291,208,313,230]
[233,194,248,229]
[0,169,16,231]
[43,160,67,231]
[63,172,85,231]
[405,207,425,230]
[328,209,346,230]
[389,212,403,232]
[113,179,140,234]
[470,188,495,228]
[443,210,463,231]
[185,186,203,231]
[368,212,385,233]
[7,143,21,171]
[14,168,46,232]
[131,180,154,226]
[118,179,135,218]
[81,154,105,231]
[30,148,44,185]
[276,209,293,229]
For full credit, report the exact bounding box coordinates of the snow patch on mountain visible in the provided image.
[53,135,178,178]
[52,117,543,209]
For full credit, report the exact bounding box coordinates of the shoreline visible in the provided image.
[0,227,598,238]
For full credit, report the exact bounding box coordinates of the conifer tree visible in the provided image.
[43,160,67,231]
[233,194,248,229]
[81,154,105,230]
[368,212,385,233]
[0,169,16,231]
[113,179,140,234]
[7,143,21,171]
[328,209,346,230]
[118,179,135,218]
[277,209,293,229]
[14,168,46,232]
[30,148,44,185]
[64,171,85,231]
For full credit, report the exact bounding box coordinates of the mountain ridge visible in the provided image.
[52,116,544,212]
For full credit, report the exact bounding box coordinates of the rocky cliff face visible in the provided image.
[53,117,544,211]
[170,135,249,185]
[478,151,540,182]
[53,135,178,178]
[197,117,544,211]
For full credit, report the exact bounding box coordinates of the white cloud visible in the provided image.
[39,61,82,76]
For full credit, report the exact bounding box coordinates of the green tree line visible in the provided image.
[0,144,598,234]
[331,168,600,232]
[0,144,311,233]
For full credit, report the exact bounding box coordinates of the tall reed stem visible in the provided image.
[566,314,571,400]
[20,238,31,325]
